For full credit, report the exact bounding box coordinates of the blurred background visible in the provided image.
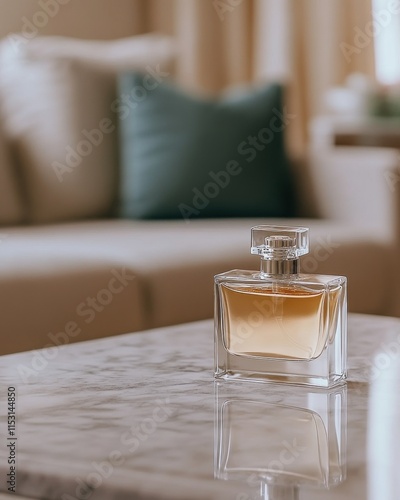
[1,0,400,355]
[2,0,395,155]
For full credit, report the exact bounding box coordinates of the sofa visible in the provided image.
[0,34,399,356]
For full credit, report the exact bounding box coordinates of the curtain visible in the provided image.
[132,0,375,155]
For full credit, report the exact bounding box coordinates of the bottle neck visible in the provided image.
[262,483,299,500]
[260,257,299,276]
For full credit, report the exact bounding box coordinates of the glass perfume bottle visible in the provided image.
[214,381,347,499]
[214,225,347,387]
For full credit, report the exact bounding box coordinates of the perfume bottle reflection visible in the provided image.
[214,382,347,499]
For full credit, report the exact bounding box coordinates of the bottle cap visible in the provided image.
[251,225,309,260]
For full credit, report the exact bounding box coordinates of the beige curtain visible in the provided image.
[133,0,375,155]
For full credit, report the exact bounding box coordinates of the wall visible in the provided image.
[0,0,142,41]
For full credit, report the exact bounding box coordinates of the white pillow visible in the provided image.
[0,122,24,225]
[17,34,176,72]
[0,34,176,223]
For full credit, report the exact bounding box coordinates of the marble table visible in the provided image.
[1,313,400,500]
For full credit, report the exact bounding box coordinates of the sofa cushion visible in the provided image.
[118,75,294,220]
[0,218,392,354]
[0,35,176,223]
[0,122,25,225]
[0,223,146,355]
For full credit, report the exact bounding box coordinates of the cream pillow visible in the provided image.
[0,122,24,225]
[0,34,176,223]
[17,34,176,72]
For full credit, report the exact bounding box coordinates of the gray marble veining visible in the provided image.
[0,313,400,500]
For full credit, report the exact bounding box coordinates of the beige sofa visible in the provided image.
[0,35,399,355]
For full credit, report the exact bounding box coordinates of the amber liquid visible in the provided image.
[221,284,334,360]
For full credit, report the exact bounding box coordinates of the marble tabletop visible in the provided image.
[1,313,400,500]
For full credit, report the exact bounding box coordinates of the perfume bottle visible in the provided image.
[214,381,347,499]
[214,225,347,387]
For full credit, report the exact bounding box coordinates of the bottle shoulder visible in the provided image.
[215,269,347,288]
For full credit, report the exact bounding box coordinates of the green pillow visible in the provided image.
[118,74,294,220]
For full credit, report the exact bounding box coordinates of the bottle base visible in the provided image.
[215,369,346,389]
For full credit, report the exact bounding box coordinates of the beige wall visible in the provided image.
[0,0,142,41]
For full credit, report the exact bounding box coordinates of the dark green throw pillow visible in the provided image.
[118,74,294,220]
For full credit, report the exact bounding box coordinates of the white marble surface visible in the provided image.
[0,313,400,500]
